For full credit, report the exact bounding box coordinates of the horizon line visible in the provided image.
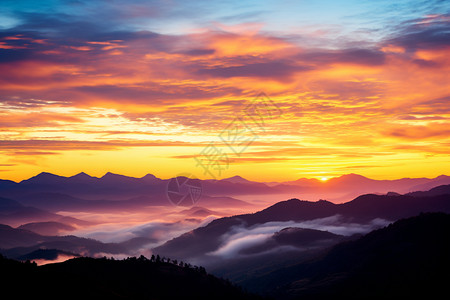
[1,171,449,184]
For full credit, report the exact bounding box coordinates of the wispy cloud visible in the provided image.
[208,216,390,258]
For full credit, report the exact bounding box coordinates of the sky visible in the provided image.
[0,0,449,182]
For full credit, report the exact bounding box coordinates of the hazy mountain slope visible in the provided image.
[208,227,349,283]
[155,190,450,261]
[407,184,450,197]
[0,224,153,258]
[242,213,450,299]
[17,221,76,235]
[0,196,89,227]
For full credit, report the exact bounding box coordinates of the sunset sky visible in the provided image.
[0,0,449,182]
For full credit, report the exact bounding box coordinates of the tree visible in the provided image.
[138,255,147,261]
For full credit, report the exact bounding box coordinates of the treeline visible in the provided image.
[0,253,264,300]
[0,252,208,275]
[122,254,207,274]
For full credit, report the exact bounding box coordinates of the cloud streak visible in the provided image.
[208,216,390,259]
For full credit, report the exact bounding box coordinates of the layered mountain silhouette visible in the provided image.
[2,212,448,299]
[1,174,449,299]
[242,212,450,299]
[0,224,154,259]
[0,173,254,215]
[2,172,448,233]
[0,196,90,227]
[154,185,450,262]
[1,172,450,209]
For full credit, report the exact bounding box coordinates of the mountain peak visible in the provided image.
[100,172,139,182]
[22,172,66,183]
[328,173,371,183]
[142,173,158,180]
[221,175,251,184]
[68,172,96,183]
[101,172,121,179]
[37,172,60,177]
[71,172,93,179]
[340,173,368,179]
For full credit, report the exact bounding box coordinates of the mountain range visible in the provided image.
[1,181,450,264]
[0,223,155,259]
[1,172,446,236]
[2,212,449,299]
[1,172,450,207]
[154,184,450,263]
[1,171,450,299]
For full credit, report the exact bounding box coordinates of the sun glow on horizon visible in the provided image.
[319,177,331,182]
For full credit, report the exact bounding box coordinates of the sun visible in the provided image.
[319,176,330,182]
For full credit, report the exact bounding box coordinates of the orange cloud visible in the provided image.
[0,15,449,181]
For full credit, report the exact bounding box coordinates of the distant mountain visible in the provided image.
[409,175,450,192]
[0,255,262,300]
[0,224,43,248]
[0,196,64,227]
[0,224,152,259]
[277,174,450,201]
[0,196,89,227]
[193,195,252,208]
[17,172,166,200]
[407,184,450,197]
[17,221,76,236]
[154,187,450,262]
[221,176,252,184]
[326,173,374,186]
[3,172,450,206]
[17,248,79,261]
[13,192,169,212]
[1,172,258,208]
[15,192,93,211]
[253,189,450,224]
[180,206,219,218]
[0,179,18,191]
[21,172,68,185]
[0,196,22,210]
[242,213,450,299]
[201,179,280,196]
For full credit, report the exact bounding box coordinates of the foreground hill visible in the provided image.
[242,212,450,299]
[0,255,263,300]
